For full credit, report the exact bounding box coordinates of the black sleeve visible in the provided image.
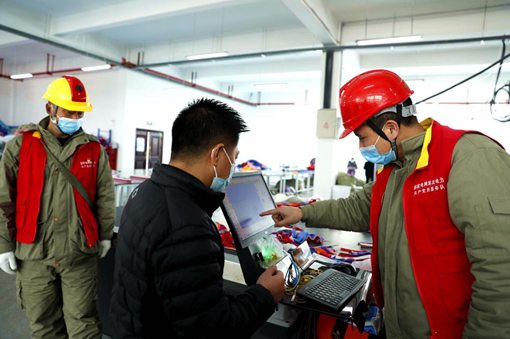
[109,182,165,338]
[153,223,275,339]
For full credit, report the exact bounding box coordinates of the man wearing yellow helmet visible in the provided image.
[0,75,116,338]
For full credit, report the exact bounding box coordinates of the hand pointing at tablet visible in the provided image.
[259,206,303,227]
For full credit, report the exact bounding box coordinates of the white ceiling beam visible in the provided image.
[0,31,28,48]
[0,2,128,64]
[280,0,340,46]
[51,0,257,36]
[0,2,48,38]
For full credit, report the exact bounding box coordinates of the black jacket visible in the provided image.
[109,164,275,338]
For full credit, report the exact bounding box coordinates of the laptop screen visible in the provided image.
[221,172,276,249]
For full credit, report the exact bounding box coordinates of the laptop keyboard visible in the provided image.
[297,269,365,311]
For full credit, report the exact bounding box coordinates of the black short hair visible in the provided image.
[171,98,249,160]
[370,98,418,129]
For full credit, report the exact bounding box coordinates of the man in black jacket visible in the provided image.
[110,98,284,338]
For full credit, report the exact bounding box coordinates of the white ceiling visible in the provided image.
[0,0,509,103]
[99,1,302,45]
[326,0,510,23]
[2,0,129,17]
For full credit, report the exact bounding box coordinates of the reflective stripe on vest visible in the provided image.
[16,131,101,246]
[369,119,503,339]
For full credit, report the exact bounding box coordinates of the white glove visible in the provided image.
[0,251,17,275]
[98,240,111,259]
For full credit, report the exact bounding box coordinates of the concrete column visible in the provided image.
[336,51,365,183]
[313,51,342,199]
[313,50,365,199]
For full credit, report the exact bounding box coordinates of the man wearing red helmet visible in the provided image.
[0,75,115,338]
[262,70,510,339]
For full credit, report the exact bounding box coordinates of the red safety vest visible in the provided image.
[16,130,101,247]
[370,120,503,339]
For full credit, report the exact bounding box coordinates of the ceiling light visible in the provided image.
[186,52,229,61]
[481,40,485,45]
[10,73,33,79]
[356,35,422,46]
[261,54,266,58]
[82,64,112,72]
[254,83,288,89]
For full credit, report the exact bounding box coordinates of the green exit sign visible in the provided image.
[147,121,153,126]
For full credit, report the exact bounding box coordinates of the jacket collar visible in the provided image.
[377,118,433,174]
[19,117,93,162]
[415,118,434,170]
[150,164,225,216]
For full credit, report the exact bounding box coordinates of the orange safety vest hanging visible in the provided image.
[16,130,101,247]
[370,120,503,339]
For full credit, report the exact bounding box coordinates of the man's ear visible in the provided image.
[209,143,224,166]
[46,102,53,116]
[386,120,400,139]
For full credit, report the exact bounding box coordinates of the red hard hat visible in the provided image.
[338,69,414,139]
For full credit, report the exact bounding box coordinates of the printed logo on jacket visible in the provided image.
[80,158,97,169]
[413,177,446,196]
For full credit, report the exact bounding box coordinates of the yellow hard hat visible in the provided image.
[42,75,93,112]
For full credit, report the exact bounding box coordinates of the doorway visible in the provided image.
[134,129,164,169]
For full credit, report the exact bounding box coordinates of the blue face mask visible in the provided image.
[359,135,397,165]
[210,148,235,192]
[52,115,83,135]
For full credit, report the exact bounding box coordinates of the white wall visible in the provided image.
[1,69,127,166]
[417,103,510,150]
[238,103,319,170]
[0,78,14,125]
[122,71,322,171]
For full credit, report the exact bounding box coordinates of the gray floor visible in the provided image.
[0,271,30,339]
[0,271,110,339]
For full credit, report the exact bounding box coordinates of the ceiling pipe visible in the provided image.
[142,68,296,106]
[256,103,296,105]
[423,101,509,105]
[138,34,510,68]
[142,68,256,106]
[2,24,508,106]
[0,59,295,106]
[0,25,296,107]
[17,28,507,107]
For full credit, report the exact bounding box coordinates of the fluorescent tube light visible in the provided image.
[254,83,288,89]
[10,73,33,79]
[186,52,229,60]
[82,64,112,72]
[356,35,422,46]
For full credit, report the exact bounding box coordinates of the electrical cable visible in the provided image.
[491,40,506,98]
[489,83,510,122]
[490,41,510,122]
[285,268,323,303]
[415,44,510,106]
[284,257,301,292]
